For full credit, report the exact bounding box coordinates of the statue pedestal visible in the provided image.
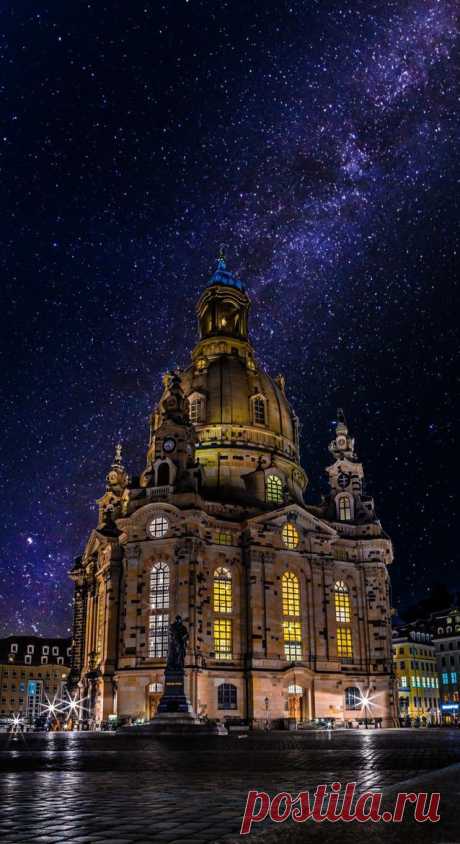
[118,617,227,735]
[156,669,195,716]
[119,669,227,735]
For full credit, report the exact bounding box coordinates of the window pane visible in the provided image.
[334,581,351,623]
[213,567,232,613]
[217,683,237,710]
[266,474,283,503]
[339,497,352,521]
[337,626,353,658]
[282,572,300,617]
[150,563,170,610]
[283,620,302,661]
[281,522,299,549]
[345,686,361,709]
[254,398,265,424]
[148,613,169,658]
[214,619,232,660]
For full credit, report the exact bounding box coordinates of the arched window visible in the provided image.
[157,462,170,487]
[213,567,232,614]
[253,396,266,425]
[334,581,351,623]
[266,474,283,504]
[148,563,169,658]
[338,496,352,521]
[345,687,361,710]
[334,577,353,661]
[217,683,237,710]
[189,396,205,423]
[282,572,302,661]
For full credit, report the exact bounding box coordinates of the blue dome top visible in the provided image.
[208,258,246,292]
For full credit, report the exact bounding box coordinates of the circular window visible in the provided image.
[147,515,169,539]
[281,522,299,549]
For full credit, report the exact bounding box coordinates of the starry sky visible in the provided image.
[0,0,458,636]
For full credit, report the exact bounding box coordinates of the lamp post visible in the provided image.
[264,696,270,731]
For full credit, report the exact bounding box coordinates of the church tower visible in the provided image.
[69,255,396,728]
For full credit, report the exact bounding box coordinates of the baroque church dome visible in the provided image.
[150,257,308,506]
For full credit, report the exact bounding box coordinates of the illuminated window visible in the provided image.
[337,627,353,658]
[96,591,105,658]
[400,676,407,688]
[214,618,232,660]
[253,397,266,425]
[218,683,237,710]
[148,614,169,659]
[283,621,302,661]
[442,672,449,685]
[189,397,204,423]
[266,474,283,503]
[216,532,232,545]
[150,563,169,610]
[149,682,162,693]
[451,672,457,684]
[334,581,351,623]
[281,522,299,549]
[338,497,352,521]
[282,572,300,617]
[288,684,303,695]
[149,563,169,659]
[213,567,232,614]
[282,572,301,661]
[345,686,361,710]
[196,357,207,371]
[148,515,169,538]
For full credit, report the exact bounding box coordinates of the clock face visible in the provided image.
[163,437,176,453]
[337,472,350,490]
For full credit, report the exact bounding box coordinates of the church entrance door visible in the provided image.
[288,684,304,722]
[147,682,163,719]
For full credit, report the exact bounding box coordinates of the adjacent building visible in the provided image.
[392,622,440,723]
[429,607,460,724]
[69,256,397,728]
[0,636,71,723]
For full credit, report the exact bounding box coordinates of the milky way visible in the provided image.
[0,0,458,635]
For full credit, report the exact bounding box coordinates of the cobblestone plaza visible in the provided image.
[1,729,460,843]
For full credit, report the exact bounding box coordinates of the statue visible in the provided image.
[167,615,189,672]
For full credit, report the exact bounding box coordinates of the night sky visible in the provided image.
[1,1,458,637]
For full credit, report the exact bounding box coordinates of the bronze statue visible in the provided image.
[167,615,189,672]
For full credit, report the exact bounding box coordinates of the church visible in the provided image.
[69,256,396,727]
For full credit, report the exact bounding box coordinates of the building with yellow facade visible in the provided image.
[69,256,397,728]
[0,636,71,725]
[392,622,440,724]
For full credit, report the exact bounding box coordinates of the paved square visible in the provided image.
[0,729,459,843]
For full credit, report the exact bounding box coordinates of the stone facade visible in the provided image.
[69,257,397,727]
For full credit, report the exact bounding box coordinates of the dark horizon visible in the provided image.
[0,0,458,637]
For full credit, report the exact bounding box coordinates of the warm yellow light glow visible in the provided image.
[282,571,300,617]
[214,618,232,659]
[266,474,283,503]
[339,496,352,521]
[334,581,351,623]
[213,567,232,613]
[282,620,302,661]
[337,626,353,658]
[282,522,299,549]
